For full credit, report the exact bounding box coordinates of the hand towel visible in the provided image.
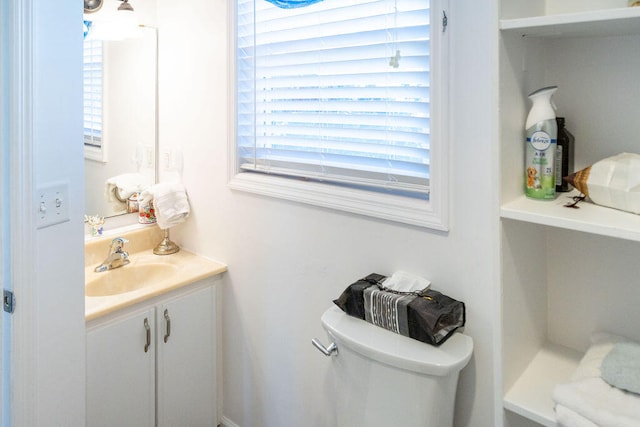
[601,341,640,395]
[381,270,431,293]
[105,173,153,203]
[139,183,190,230]
[552,377,640,427]
[555,404,599,427]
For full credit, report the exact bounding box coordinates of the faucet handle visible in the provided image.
[109,237,129,253]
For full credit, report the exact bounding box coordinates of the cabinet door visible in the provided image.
[87,309,155,427]
[157,285,217,427]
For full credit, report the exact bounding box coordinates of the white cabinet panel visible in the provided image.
[87,308,155,427]
[157,286,217,427]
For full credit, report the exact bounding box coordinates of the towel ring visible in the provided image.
[112,187,128,203]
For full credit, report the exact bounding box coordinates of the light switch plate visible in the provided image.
[36,182,70,229]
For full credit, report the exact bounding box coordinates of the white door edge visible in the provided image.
[5,0,38,425]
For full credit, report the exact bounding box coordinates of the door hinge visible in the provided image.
[3,290,15,314]
[442,10,448,33]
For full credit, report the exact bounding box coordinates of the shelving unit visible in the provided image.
[503,343,582,427]
[500,7,640,38]
[501,190,640,243]
[499,3,640,426]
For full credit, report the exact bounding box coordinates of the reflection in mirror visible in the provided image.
[83,26,157,219]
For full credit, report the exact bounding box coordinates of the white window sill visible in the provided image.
[84,144,107,163]
[228,172,448,230]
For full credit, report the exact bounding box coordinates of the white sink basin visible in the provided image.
[86,263,178,297]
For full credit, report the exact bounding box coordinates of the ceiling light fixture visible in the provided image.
[118,0,134,12]
[84,0,103,13]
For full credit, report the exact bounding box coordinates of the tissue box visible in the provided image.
[333,273,465,346]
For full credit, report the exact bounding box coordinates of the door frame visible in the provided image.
[3,0,38,424]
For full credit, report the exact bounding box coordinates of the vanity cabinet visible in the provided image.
[499,2,640,426]
[86,280,218,427]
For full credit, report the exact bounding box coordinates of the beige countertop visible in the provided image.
[85,226,227,321]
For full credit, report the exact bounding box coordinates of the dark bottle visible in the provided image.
[555,117,575,192]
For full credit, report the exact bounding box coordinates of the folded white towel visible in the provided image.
[382,271,431,293]
[105,173,153,203]
[552,377,640,427]
[555,404,599,427]
[139,183,190,230]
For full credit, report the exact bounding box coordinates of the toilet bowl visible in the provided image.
[317,306,473,427]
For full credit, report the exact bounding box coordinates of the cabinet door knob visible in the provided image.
[163,309,171,343]
[144,318,151,352]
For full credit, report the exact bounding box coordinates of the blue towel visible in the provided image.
[601,342,640,395]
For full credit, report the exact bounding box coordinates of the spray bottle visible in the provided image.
[525,86,558,200]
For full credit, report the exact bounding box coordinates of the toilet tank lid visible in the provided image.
[321,306,473,376]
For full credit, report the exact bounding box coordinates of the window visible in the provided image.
[230,0,449,229]
[83,38,105,161]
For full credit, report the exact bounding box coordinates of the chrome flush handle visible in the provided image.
[312,338,338,357]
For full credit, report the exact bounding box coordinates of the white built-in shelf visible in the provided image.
[500,5,640,427]
[500,7,640,38]
[500,190,640,242]
[504,342,582,427]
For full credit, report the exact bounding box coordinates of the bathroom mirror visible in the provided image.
[84,27,158,219]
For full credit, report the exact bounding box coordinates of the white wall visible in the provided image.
[158,0,499,426]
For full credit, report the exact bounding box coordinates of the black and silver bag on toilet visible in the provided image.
[333,273,466,346]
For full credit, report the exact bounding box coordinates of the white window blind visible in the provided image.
[83,39,103,148]
[236,0,431,199]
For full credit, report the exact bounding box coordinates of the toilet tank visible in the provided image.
[320,306,473,427]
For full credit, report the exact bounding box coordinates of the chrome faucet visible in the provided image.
[94,237,130,273]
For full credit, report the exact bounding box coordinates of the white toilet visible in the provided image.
[316,306,473,427]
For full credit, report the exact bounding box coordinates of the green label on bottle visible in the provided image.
[525,130,556,200]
